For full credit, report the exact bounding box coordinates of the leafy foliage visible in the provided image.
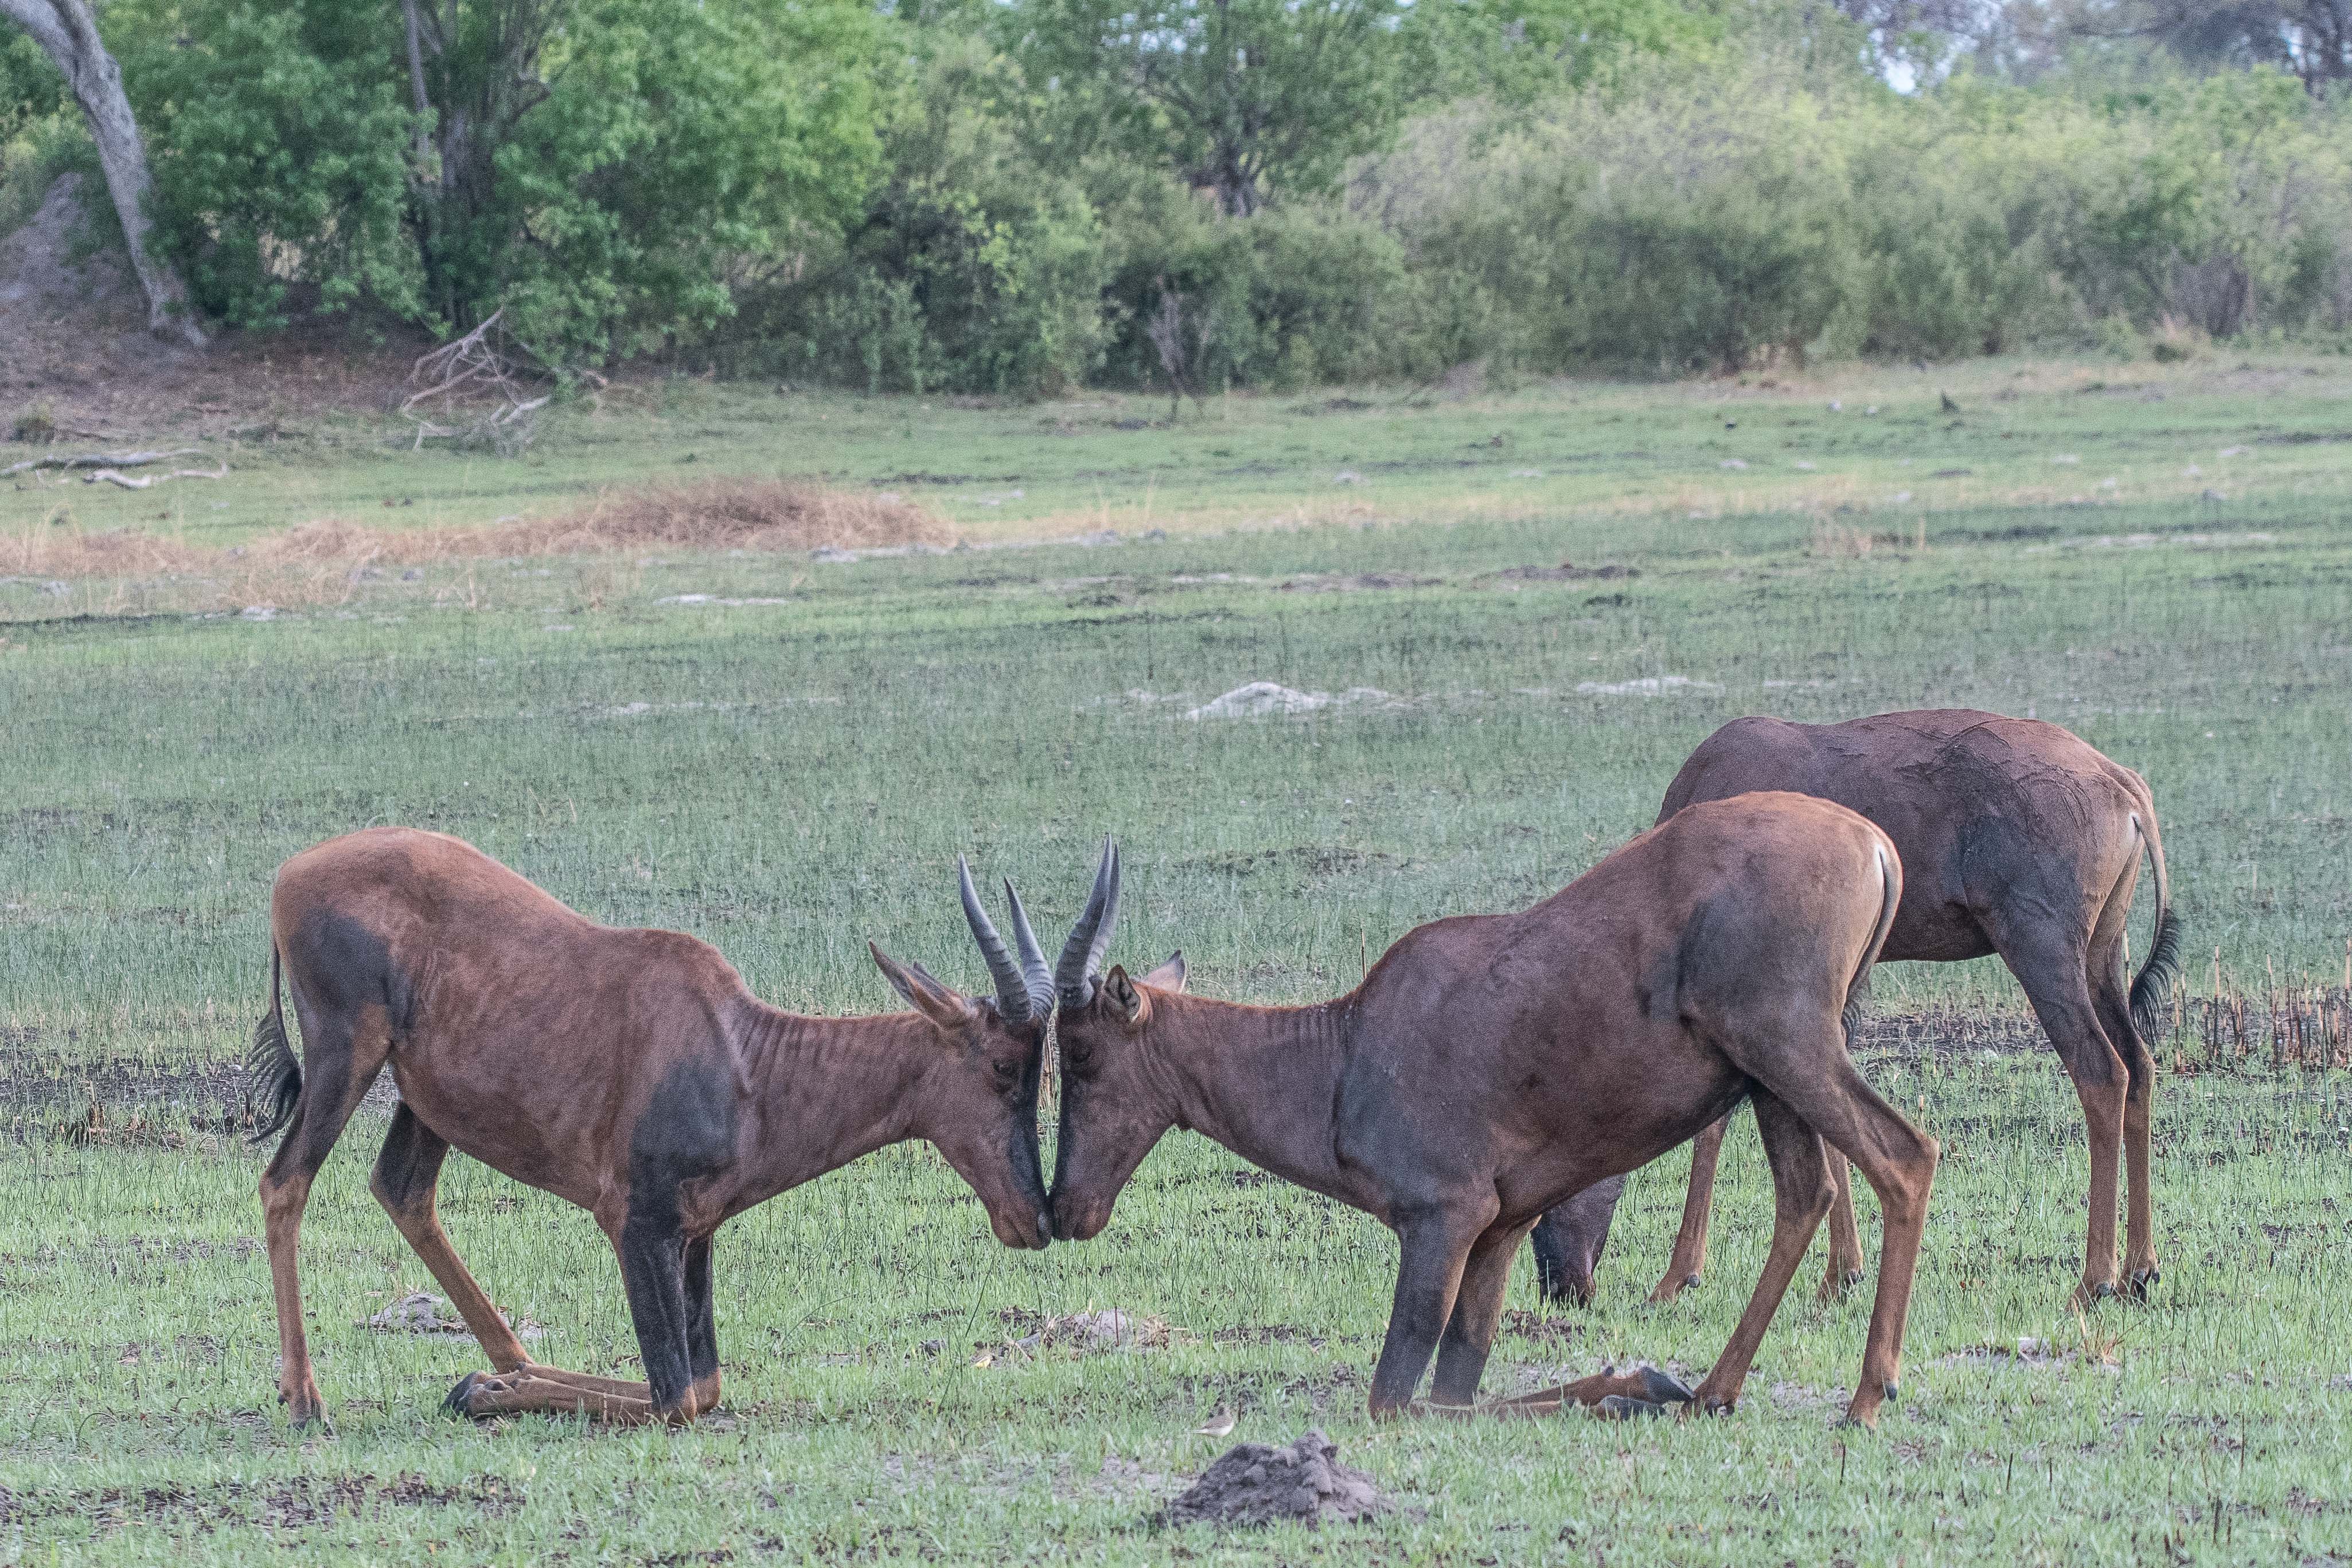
[728,43,1107,393]
[11,0,2352,381]
[1007,0,1419,214]
[105,0,885,356]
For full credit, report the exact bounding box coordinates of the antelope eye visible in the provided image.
[992,1057,1019,1083]
[1063,1043,1093,1069]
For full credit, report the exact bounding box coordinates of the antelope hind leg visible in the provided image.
[1817,1154,1866,1303]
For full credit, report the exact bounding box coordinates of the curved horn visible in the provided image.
[1003,877,1054,1020]
[1055,838,1122,1008]
[958,855,1032,1024]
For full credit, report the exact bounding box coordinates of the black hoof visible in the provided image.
[443,1372,483,1418]
[1637,1366,1696,1405]
[1882,1380,1899,1404]
[1595,1395,1668,1419]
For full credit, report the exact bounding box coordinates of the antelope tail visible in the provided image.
[1842,844,1901,1043]
[2128,809,2182,1042]
[247,942,302,1143]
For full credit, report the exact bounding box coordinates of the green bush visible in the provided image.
[1091,170,1435,392]
[115,3,419,330]
[729,45,1107,393]
[108,0,884,357]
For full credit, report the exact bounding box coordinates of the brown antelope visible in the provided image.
[248,828,1054,1428]
[1046,801,1941,1428]
[1531,711,2179,1312]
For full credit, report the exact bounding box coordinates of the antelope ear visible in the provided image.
[1140,951,1187,993]
[1102,964,1152,1031]
[870,941,977,1032]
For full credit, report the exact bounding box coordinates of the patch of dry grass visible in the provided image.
[2,479,949,597]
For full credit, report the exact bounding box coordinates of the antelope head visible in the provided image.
[870,856,1056,1249]
[1044,840,1188,1242]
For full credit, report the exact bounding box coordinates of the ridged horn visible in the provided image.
[959,855,1033,1024]
[1003,877,1055,1020]
[1055,837,1122,1008]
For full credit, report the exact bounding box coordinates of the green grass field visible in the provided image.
[3,353,2351,1563]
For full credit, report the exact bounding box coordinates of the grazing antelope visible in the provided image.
[248,828,1054,1428]
[1047,801,1940,1428]
[1531,710,2179,1312]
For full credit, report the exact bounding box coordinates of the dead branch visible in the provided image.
[400,310,555,456]
[2,448,200,478]
[403,308,545,412]
[83,461,228,490]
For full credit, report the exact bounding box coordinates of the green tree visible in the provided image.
[118,3,418,329]
[114,0,888,356]
[2,24,64,141]
[1007,0,1417,214]
[734,42,1108,393]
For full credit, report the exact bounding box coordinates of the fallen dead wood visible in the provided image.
[84,461,229,490]
[3,448,200,478]
[400,309,555,454]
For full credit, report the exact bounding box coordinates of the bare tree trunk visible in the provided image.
[1,0,205,345]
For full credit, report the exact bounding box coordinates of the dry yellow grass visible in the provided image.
[3,478,949,590]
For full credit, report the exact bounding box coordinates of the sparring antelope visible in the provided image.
[1531,710,2179,1312]
[1046,799,1940,1429]
[248,828,1053,1427]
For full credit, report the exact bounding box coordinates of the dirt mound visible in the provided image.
[1159,1430,1397,1529]
[366,1292,542,1343]
[0,175,192,411]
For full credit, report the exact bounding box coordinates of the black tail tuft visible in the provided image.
[247,946,301,1143]
[2129,906,2183,1042]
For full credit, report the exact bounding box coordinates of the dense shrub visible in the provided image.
[106,0,885,356]
[726,45,1108,393]
[15,0,2352,384]
[1094,171,1433,391]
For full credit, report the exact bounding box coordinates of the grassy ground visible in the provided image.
[11,350,2352,548]
[3,354,2351,1563]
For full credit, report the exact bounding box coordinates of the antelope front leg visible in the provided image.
[1428,1222,1532,1407]
[1488,1364,1696,1418]
[447,1222,712,1426]
[1368,1208,1487,1417]
[447,1367,658,1423]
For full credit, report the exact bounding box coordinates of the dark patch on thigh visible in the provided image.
[289,908,415,1030]
[627,1058,740,1227]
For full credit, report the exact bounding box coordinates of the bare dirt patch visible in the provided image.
[974,1307,1180,1364]
[294,478,949,563]
[0,1472,525,1531]
[1277,571,1438,593]
[1481,561,1640,584]
[1,177,422,435]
